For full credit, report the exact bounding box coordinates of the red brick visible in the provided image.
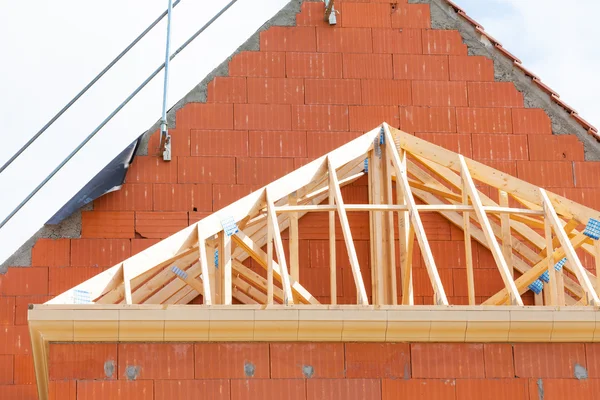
[341,2,391,28]
[246,78,304,104]
[558,188,600,211]
[317,27,372,53]
[516,161,573,187]
[248,131,307,157]
[190,130,248,156]
[237,158,294,187]
[0,297,15,325]
[94,184,153,211]
[0,385,37,399]
[415,133,472,157]
[426,241,473,269]
[482,160,517,176]
[472,134,528,161]
[234,104,292,130]
[271,343,344,378]
[188,211,211,225]
[456,107,512,134]
[292,105,349,131]
[118,343,193,380]
[372,28,422,54]
[154,380,230,400]
[527,379,600,400]
[468,82,524,107]
[77,380,153,400]
[513,343,586,378]
[212,184,257,210]
[135,212,188,239]
[412,343,484,378]
[131,239,160,255]
[14,354,35,384]
[573,161,600,187]
[343,53,393,79]
[49,380,76,400]
[423,29,467,55]
[14,295,51,325]
[0,267,48,296]
[48,266,107,295]
[391,4,431,28]
[361,79,411,105]
[0,355,12,384]
[260,26,317,52]
[394,54,449,80]
[449,55,495,81]
[349,105,399,131]
[177,157,236,184]
[81,211,135,239]
[31,238,70,267]
[0,325,30,354]
[231,379,305,400]
[412,81,468,107]
[484,344,515,378]
[306,131,362,158]
[456,379,528,400]
[585,344,600,378]
[286,52,343,78]
[49,343,117,380]
[512,108,552,134]
[382,379,456,399]
[418,212,454,240]
[301,267,344,297]
[528,135,584,161]
[412,268,454,297]
[346,343,410,378]
[400,106,456,132]
[229,51,285,77]
[453,268,505,297]
[305,79,361,105]
[153,184,212,212]
[175,103,234,130]
[195,343,269,379]
[126,156,178,183]
[207,76,246,103]
[307,379,381,400]
[286,211,370,240]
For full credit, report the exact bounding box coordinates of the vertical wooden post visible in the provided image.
[220,232,232,305]
[382,135,397,305]
[396,149,413,305]
[594,239,600,297]
[329,169,337,304]
[266,206,275,305]
[370,147,384,305]
[207,242,217,304]
[499,190,513,278]
[543,208,558,306]
[462,179,475,306]
[289,191,299,282]
[197,231,212,305]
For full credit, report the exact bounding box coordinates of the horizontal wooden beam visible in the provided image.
[274,204,544,215]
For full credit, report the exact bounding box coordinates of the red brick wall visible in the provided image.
[2,0,600,398]
[33,342,600,399]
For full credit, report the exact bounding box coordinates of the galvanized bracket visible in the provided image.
[324,0,337,25]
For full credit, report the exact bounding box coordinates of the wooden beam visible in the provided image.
[221,232,232,305]
[384,124,448,305]
[329,168,337,305]
[595,240,600,297]
[266,197,274,305]
[499,190,513,278]
[232,260,285,303]
[397,148,413,306]
[543,207,559,306]
[123,264,133,305]
[402,226,415,305]
[370,149,385,305]
[458,155,523,306]
[384,142,397,305]
[232,231,319,305]
[289,191,299,282]
[539,188,599,305]
[266,190,294,305]
[198,231,212,306]
[328,157,369,305]
[463,179,475,306]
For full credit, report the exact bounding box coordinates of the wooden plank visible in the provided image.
[539,188,599,305]
[544,210,558,305]
[539,219,579,257]
[266,190,294,305]
[232,260,285,303]
[266,197,275,305]
[329,169,337,305]
[221,232,232,305]
[499,190,513,278]
[384,125,448,305]
[289,191,299,282]
[370,147,384,305]
[463,180,475,306]
[198,232,212,306]
[384,140,397,305]
[596,240,600,297]
[397,148,413,306]
[328,157,369,305]
[458,155,523,306]
[123,264,133,305]
[402,226,415,305]
[232,231,319,304]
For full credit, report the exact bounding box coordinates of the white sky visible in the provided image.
[0,0,597,265]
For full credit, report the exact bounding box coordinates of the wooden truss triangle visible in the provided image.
[48,123,600,308]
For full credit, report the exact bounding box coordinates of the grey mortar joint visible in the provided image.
[409,0,600,161]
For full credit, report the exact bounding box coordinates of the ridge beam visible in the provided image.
[458,155,523,306]
[384,124,448,306]
[540,188,599,305]
[328,157,369,306]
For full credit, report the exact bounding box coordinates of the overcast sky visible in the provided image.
[0,0,597,265]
